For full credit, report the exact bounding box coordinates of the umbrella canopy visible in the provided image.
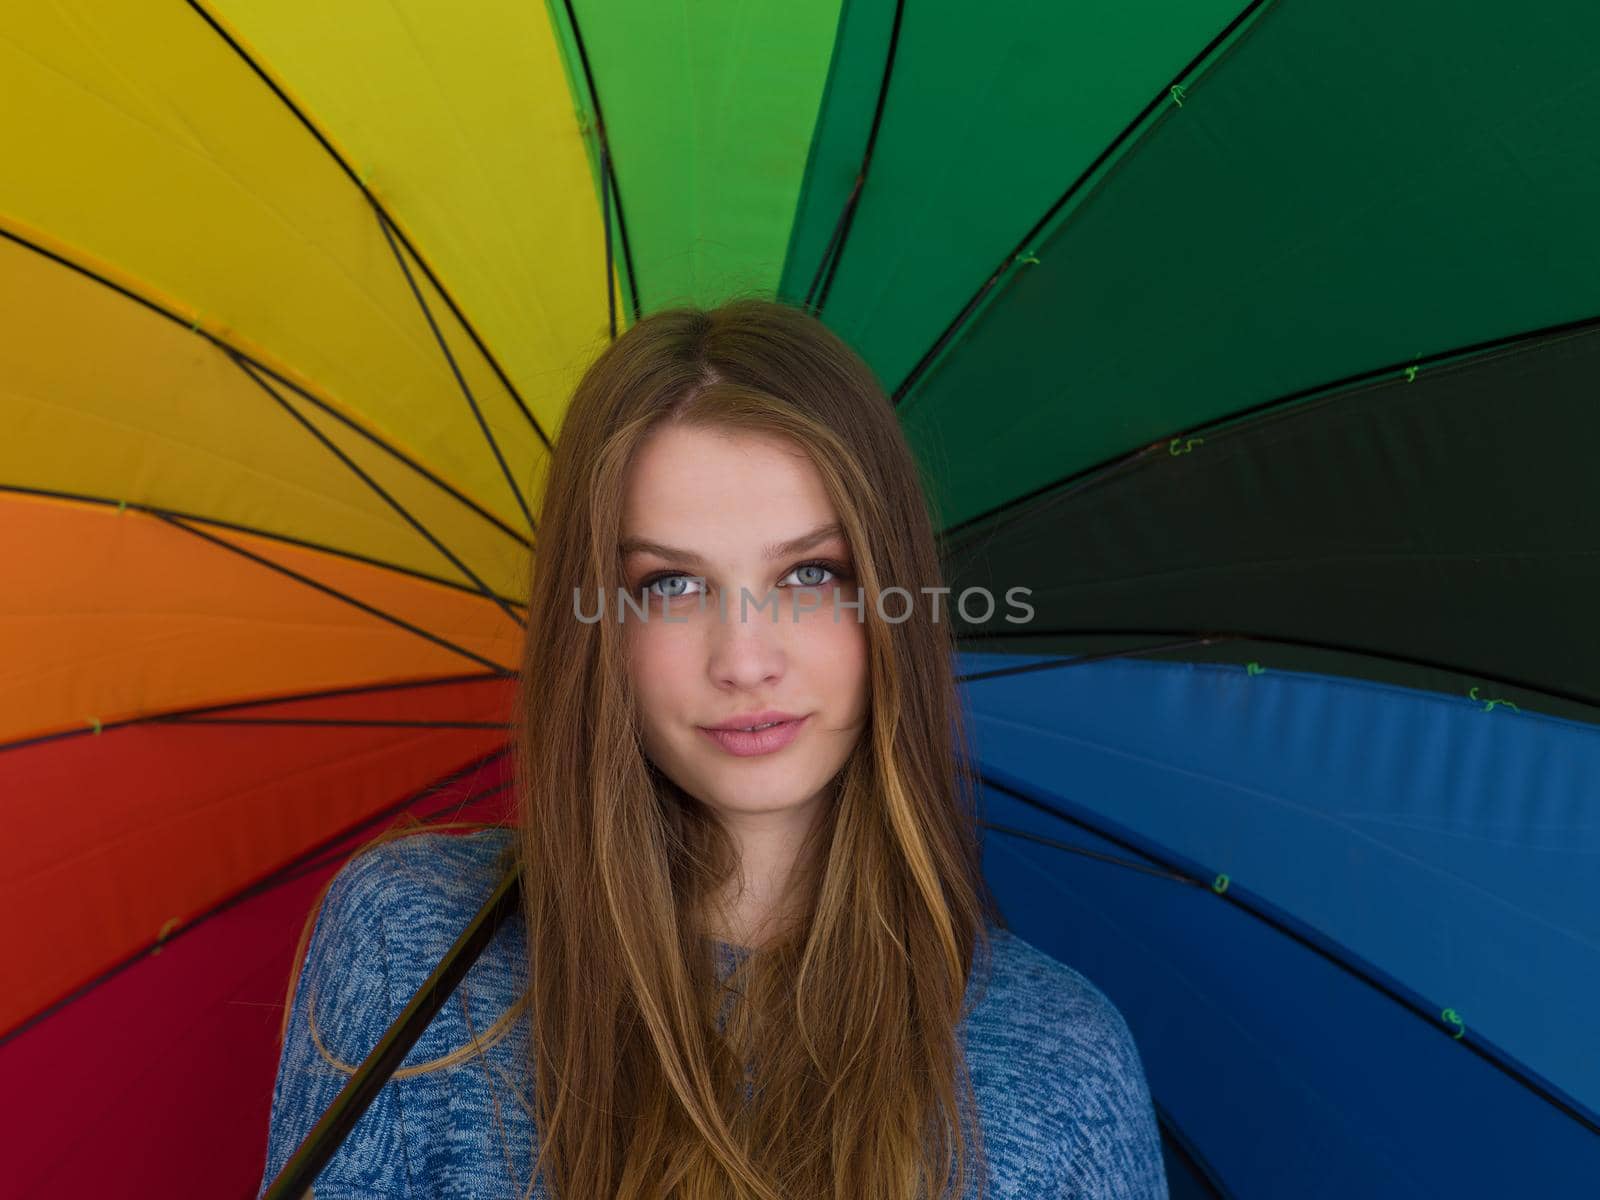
[1,1,1596,1196]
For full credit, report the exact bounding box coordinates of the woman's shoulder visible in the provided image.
[965,926,1166,1195]
[963,927,1146,1103]
[258,827,529,1197]
[329,825,515,927]
[972,925,1134,1045]
[340,822,515,880]
[318,826,526,1044]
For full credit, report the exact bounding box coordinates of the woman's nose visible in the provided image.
[706,591,787,688]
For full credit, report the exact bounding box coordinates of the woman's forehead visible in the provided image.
[621,426,838,546]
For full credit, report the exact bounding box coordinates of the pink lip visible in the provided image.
[704,709,802,731]
[698,713,809,758]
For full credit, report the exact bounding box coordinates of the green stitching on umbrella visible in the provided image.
[152,917,180,956]
[1468,686,1519,714]
[1212,873,1230,894]
[1168,436,1205,456]
[87,717,102,735]
[1246,662,1264,675]
[1441,1008,1466,1040]
[1170,84,1187,107]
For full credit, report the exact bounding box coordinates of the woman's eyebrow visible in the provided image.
[621,521,845,565]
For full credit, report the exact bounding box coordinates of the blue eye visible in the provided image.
[783,562,836,588]
[642,574,705,599]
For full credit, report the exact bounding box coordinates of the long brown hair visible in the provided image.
[290,297,1002,1199]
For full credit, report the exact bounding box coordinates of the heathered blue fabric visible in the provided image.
[257,830,1168,1199]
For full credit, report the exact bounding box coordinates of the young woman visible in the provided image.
[258,299,1167,1199]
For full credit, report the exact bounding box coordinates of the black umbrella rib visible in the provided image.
[261,849,523,1200]
[979,819,1196,885]
[367,198,538,533]
[231,353,526,628]
[557,0,643,325]
[152,508,516,674]
[266,777,514,896]
[956,625,1600,715]
[980,784,1200,890]
[228,351,531,553]
[0,226,530,555]
[1152,1100,1233,1198]
[0,670,509,757]
[0,481,525,613]
[975,768,1600,1138]
[160,716,510,730]
[601,143,616,340]
[889,0,1275,408]
[0,751,511,1051]
[956,634,1230,684]
[160,669,509,717]
[803,0,906,318]
[183,0,551,452]
[934,309,1600,545]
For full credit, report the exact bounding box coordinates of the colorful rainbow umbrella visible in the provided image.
[2,2,1596,1196]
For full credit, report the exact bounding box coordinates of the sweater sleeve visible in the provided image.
[1047,970,1168,1200]
[256,846,414,1199]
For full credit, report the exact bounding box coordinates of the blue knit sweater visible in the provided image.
[257,830,1167,1199]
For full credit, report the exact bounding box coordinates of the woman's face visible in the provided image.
[620,423,869,834]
